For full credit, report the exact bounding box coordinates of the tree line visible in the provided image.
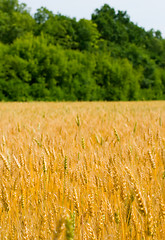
[0,0,165,101]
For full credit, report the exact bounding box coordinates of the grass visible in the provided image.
[0,101,165,239]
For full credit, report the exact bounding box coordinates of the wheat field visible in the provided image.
[0,101,165,239]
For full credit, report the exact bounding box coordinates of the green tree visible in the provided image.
[38,14,78,49]
[0,0,35,43]
[92,4,129,45]
[76,19,100,51]
[94,53,140,100]
[34,7,53,24]
[0,0,18,13]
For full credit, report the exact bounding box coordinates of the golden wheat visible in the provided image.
[0,101,164,239]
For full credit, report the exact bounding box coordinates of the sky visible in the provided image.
[19,0,165,37]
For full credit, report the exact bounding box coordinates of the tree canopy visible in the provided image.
[0,1,165,101]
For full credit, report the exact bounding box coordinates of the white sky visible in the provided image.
[19,0,165,37]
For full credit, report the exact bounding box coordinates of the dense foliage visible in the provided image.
[0,0,165,101]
